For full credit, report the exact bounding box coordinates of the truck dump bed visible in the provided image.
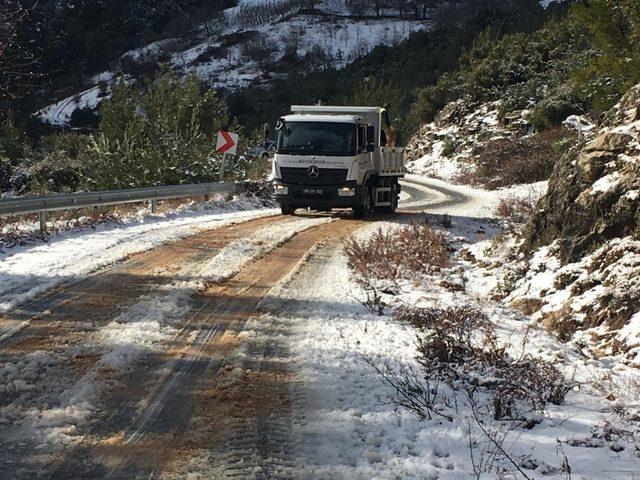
[378,147,405,177]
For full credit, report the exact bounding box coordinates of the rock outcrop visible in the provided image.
[525,84,640,262]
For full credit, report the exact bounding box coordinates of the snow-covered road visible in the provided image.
[1,178,637,479]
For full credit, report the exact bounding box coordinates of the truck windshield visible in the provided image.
[276,122,356,157]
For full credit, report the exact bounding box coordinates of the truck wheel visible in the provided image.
[280,205,296,215]
[354,188,372,219]
[389,183,399,213]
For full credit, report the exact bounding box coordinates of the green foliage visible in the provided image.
[0,111,30,162]
[441,136,457,158]
[0,111,31,191]
[92,73,232,189]
[412,18,591,128]
[570,0,640,112]
[528,85,584,131]
[1,73,246,194]
[18,133,93,194]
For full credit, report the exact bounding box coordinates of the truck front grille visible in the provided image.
[280,167,348,186]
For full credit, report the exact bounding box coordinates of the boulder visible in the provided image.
[576,150,613,185]
[584,132,633,153]
[524,83,640,262]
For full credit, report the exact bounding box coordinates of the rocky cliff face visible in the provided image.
[404,99,534,183]
[506,85,640,361]
[525,84,640,261]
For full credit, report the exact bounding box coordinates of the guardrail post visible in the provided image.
[150,199,157,214]
[39,211,47,234]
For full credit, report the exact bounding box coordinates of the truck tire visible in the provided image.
[388,183,399,213]
[354,188,372,219]
[280,205,296,215]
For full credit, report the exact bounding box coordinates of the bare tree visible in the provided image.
[0,1,36,102]
[241,36,279,73]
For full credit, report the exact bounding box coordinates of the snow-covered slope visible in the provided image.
[37,0,429,126]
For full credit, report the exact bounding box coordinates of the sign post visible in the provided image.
[215,131,239,182]
[219,153,227,183]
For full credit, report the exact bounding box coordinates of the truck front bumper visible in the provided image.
[272,181,361,209]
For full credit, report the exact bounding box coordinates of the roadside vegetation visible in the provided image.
[456,128,576,189]
[344,222,450,314]
[344,221,578,478]
[1,73,262,194]
[1,0,640,195]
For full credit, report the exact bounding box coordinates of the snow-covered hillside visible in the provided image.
[37,0,429,126]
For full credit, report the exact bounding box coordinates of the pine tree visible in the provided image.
[571,0,640,110]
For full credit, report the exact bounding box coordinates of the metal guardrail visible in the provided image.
[0,182,241,232]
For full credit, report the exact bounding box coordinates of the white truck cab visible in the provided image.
[271,106,405,217]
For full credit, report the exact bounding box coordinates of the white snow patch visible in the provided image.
[244,208,640,478]
[0,198,276,314]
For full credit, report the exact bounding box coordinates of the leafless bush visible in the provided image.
[495,195,537,225]
[377,305,572,421]
[359,286,387,316]
[344,223,450,284]
[457,127,576,189]
[364,358,452,421]
[369,304,573,477]
[467,404,537,480]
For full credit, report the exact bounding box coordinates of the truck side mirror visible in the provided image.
[366,143,375,153]
[366,125,375,145]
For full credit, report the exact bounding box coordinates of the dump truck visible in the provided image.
[271,105,405,217]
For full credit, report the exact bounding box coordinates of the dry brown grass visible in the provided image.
[541,303,578,342]
[457,127,576,189]
[344,222,450,283]
[494,195,537,225]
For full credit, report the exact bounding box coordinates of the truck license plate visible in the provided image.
[302,188,323,195]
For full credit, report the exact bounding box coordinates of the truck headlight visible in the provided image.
[273,183,288,195]
[338,187,355,197]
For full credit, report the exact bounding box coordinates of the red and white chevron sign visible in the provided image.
[216,131,239,155]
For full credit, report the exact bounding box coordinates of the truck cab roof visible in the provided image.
[281,114,359,124]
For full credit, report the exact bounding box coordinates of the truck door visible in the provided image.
[354,124,373,183]
[357,125,367,153]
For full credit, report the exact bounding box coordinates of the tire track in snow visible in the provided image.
[58,220,367,480]
[0,215,299,480]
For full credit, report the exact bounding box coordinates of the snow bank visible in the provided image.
[0,198,276,315]
[234,212,640,478]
